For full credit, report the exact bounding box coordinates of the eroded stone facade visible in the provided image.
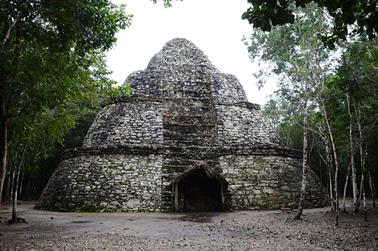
[38,38,328,212]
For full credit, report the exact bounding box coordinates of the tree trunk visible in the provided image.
[18,169,24,200]
[342,164,350,212]
[0,109,8,206]
[346,93,358,215]
[1,11,20,48]
[321,100,340,226]
[368,171,375,208]
[325,142,334,212]
[328,165,334,212]
[358,174,365,210]
[334,155,340,227]
[294,98,309,220]
[363,184,367,222]
[10,145,27,223]
[355,105,368,218]
[11,161,21,223]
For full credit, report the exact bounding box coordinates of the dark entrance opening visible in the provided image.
[174,167,224,212]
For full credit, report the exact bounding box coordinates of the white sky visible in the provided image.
[106,0,276,105]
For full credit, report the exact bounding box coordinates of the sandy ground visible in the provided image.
[0,201,377,250]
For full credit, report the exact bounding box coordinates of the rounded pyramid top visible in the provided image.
[164,37,200,49]
[124,38,247,103]
[146,38,217,71]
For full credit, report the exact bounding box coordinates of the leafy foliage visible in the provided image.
[151,0,181,7]
[263,96,303,150]
[245,3,335,104]
[242,0,378,47]
[264,37,378,194]
[0,0,132,202]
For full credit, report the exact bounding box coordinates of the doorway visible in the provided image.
[174,166,225,212]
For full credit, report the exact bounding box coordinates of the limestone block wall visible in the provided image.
[83,101,163,147]
[211,73,248,103]
[162,98,217,147]
[126,70,162,98]
[38,153,163,212]
[155,67,212,99]
[219,155,327,210]
[215,104,281,147]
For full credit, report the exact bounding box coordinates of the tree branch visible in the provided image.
[2,11,21,49]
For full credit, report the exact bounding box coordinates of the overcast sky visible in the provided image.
[106,0,276,105]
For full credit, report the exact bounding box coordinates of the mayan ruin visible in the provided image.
[38,38,327,212]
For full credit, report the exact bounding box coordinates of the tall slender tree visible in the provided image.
[346,93,359,215]
[245,3,336,219]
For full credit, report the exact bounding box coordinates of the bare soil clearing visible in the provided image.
[0,201,377,250]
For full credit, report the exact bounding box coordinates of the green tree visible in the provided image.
[334,38,378,213]
[263,96,304,150]
[245,3,336,220]
[7,105,75,222]
[266,38,378,222]
[0,0,131,205]
[242,0,378,47]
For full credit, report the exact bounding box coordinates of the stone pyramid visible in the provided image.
[38,38,327,212]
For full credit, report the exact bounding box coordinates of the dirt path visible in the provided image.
[0,202,377,250]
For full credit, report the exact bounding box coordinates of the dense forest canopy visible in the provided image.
[242,0,378,47]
